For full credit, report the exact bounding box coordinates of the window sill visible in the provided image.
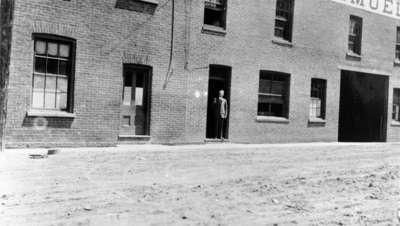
[346,51,362,60]
[27,109,76,118]
[271,37,293,47]
[201,24,226,36]
[308,118,326,124]
[118,135,151,138]
[394,59,400,66]
[136,0,158,5]
[391,120,400,127]
[256,116,289,124]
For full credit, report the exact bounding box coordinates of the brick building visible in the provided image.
[2,0,400,148]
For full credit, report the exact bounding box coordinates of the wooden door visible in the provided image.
[120,70,137,136]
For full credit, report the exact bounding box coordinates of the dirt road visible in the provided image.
[0,143,400,226]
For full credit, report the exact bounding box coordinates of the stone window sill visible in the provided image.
[272,37,293,47]
[202,24,226,36]
[27,109,76,118]
[118,135,151,139]
[391,120,400,127]
[136,0,158,5]
[308,118,326,124]
[346,51,362,60]
[256,116,289,124]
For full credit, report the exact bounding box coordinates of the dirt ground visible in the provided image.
[0,143,400,226]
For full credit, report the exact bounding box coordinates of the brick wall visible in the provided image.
[5,0,400,147]
[185,0,400,143]
[6,0,189,147]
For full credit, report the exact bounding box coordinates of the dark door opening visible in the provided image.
[338,70,388,142]
[120,65,152,136]
[206,65,231,139]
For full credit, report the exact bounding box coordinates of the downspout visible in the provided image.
[0,0,15,151]
[183,0,192,141]
[162,0,175,90]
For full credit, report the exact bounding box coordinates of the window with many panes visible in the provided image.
[204,0,227,29]
[310,78,326,120]
[32,34,74,111]
[274,0,294,42]
[395,27,400,61]
[393,89,400,122]
[348,15,362,55]
[257,71,290,118]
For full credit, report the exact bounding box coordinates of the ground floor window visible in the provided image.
[310,78,326,119]
[32,34,75,111]
[257,71,290,118]
[393,88,400,122]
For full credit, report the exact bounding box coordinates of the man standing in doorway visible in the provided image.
[217,90,228,140]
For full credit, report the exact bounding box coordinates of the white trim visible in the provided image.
[256,116,289,123]
[136,0,159,5]
[391,120,400,127]
[27,109,75,118]
[202,24,227,36]
[337,64,392,76]
[308,118,326,123]
[271,37,293,47]
[118,135,151,139]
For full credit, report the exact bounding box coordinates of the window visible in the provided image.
[310,78,326,120]
[348,15,362,55]
[203,0,227,29]
[32,35,74,112]
[274,0,294,42]
[393,89,400,122]
[257,71,290,118]
[396,27,400,61]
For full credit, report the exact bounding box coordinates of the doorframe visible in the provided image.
[120,64,153,136]
[206,64,232,139]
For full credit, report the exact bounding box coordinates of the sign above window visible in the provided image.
[330,0,400,19]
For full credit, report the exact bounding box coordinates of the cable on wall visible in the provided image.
[162,0,175,90]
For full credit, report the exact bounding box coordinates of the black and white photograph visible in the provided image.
[1,0,400,225]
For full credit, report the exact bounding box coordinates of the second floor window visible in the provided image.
[274,0,294,42]
[258,71,290,118]
[396,27,400,61]
[204,0,227,29]
[348,15,362,55]
[32,34,75,112]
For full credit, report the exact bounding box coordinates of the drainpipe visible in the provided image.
[0,0,15,152]
[162,0,175,90]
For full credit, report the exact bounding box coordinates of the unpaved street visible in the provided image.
[0,143,400,226]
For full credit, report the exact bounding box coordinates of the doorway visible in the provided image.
[338,70,388,142]
[120,65,152,136]
[206,65,231,139]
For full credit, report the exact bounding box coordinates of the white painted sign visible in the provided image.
[330,0,400,19]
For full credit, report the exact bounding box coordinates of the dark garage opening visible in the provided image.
[338,70,388,142]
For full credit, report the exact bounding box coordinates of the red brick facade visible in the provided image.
[4,0,400,147]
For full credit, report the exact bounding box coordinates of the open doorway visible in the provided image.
[206,65,231,139]
[338,70,388,142]
[120,64,152,136]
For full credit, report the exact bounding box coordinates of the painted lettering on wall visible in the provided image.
[330,0,400,19]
